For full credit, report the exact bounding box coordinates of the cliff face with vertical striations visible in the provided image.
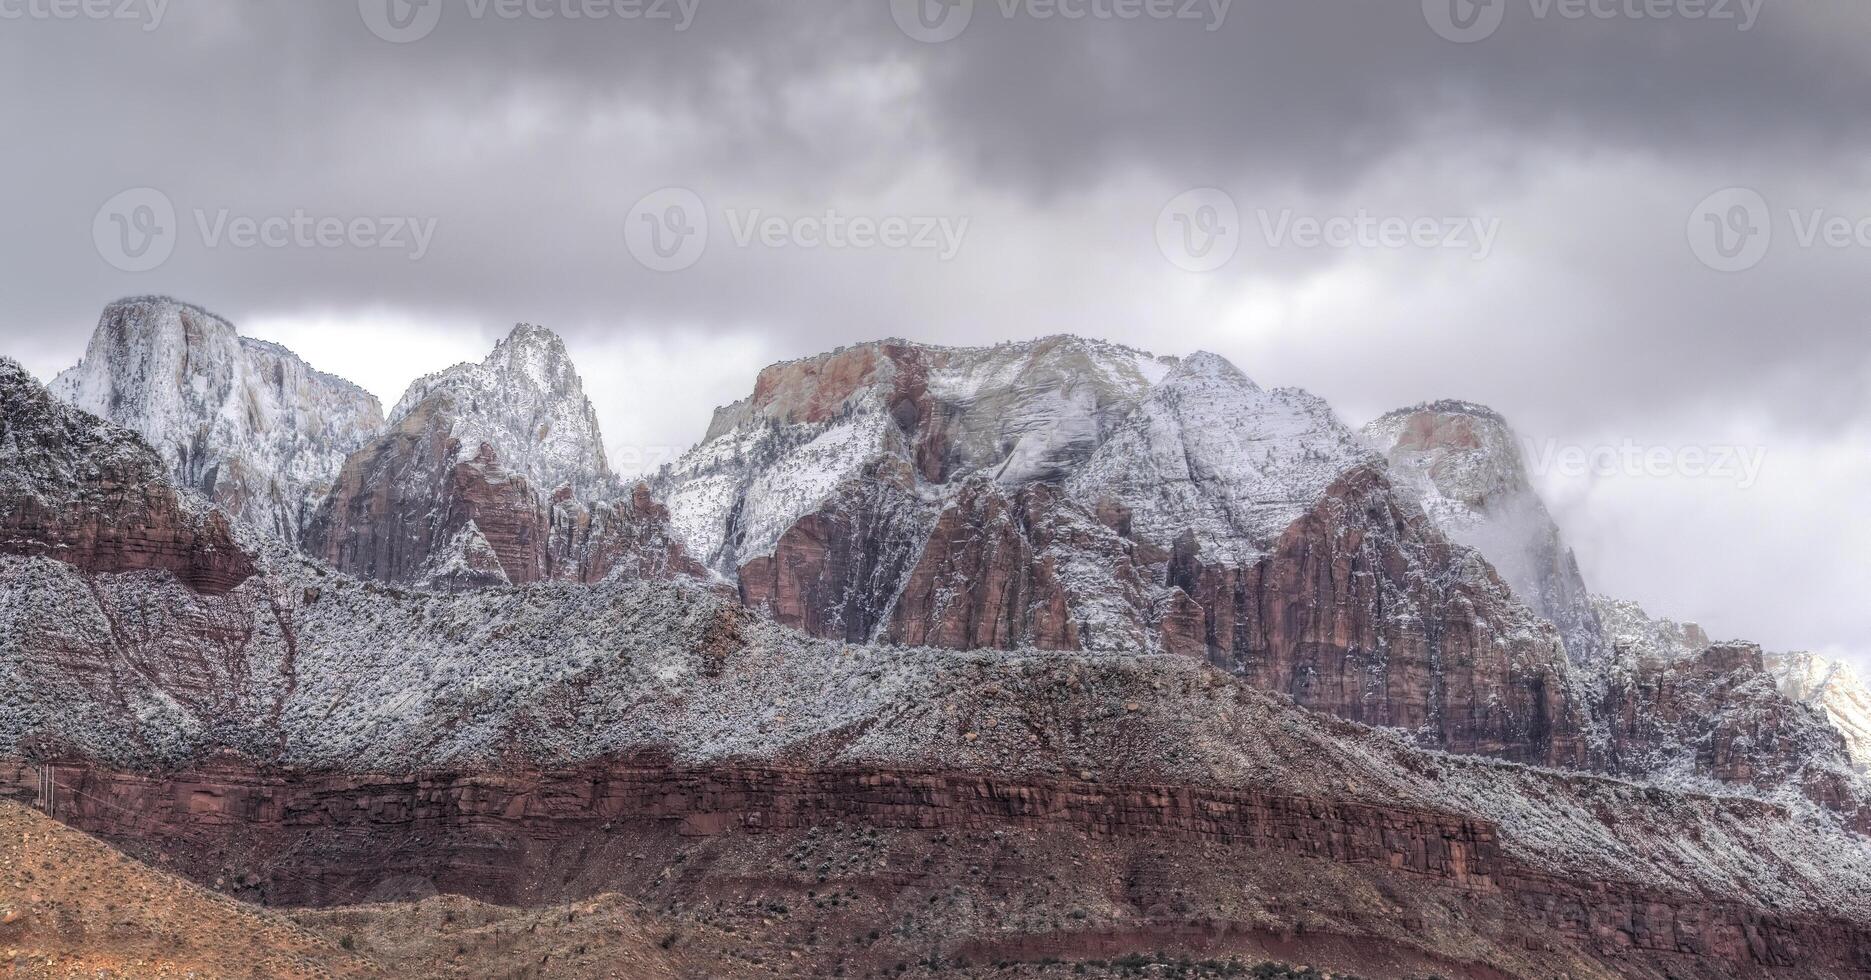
[658,339,1589,767]
[50,297,384,544]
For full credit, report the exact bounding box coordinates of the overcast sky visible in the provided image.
[2,0,1867,664]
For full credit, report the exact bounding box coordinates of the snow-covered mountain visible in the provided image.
[8,343,1871,980]
[1070,352,1376,565]
[388,323,614,500]
[1362,400,1608,667]
[49,297,384,541]
[1769,651,1871,772]
[652,337,1594,767]
[303,324,698,588]
[657,336,1175,574]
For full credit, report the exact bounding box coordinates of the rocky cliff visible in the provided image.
[1769,651,1871,773]
[661,339,1588,767]
[0,357,256,595]
[50,297,384,543]
[303,324,701,588]
[1362,400,1608,668]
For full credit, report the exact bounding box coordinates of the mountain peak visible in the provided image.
[1373,398,1508,427]
[389,324,612,498]
[1166,350,1257,390]
[47,298,385,542]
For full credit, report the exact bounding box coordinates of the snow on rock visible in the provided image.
[1769,651,1871,773]
[303,324,699,590]
[1363,400,1608,667]
[1069,352,1377,564]
[4,550,1871,922]
[49,297,384,542]
[658,336,1177,576]
[415,520,511,591]
[388,323,613,499]
[1591,593,1711,665]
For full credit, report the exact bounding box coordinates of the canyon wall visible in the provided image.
[5,756,1866,977]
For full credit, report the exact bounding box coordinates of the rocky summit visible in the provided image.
[3,299,1869,978]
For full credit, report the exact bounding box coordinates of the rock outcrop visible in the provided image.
[1362,400,1608,668]
[0,358,256,594]
[50,297,384,542]
[1769,651,1871,772]
[304,324,701,588]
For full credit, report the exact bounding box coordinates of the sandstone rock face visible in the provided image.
[658,337,1175,575]
[545,484,708,585]
[664,339,1586,765]
[1589,595,1868,815]
[1598,637,1866,815]
[735,459,931,642]
[0,358,256,594]
[303,325,701,589]
[1165,466,1588,766]
[50,297,384,542]
[1362,401,1608,668]
[884,480,1176,654]
[1366,405,1871,802]
[13,755,1871,979]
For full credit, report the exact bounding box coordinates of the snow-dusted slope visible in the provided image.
[1770,652,1871,772]
[1591,594,1711,664]
[389,323,613,499]
[1363,401,1608,666]
[1069,352,1376,564]
[658,336,1177,574]
[49,297,384,541]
